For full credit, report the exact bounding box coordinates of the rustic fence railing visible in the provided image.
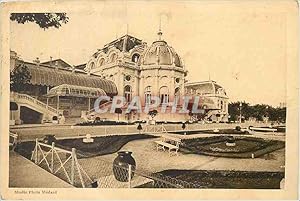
[30,138,198,188]
[31,139,92,187]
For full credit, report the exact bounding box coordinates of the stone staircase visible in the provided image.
[10,92,58,123]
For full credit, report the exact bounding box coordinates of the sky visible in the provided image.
[10,1,288,106]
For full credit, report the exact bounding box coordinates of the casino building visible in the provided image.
[9,30,229,124]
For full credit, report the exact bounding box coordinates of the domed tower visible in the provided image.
[139,30,187,107]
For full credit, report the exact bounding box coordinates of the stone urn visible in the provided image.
[112,151,136,182]
[226,136,236,147]
[43,134,56,145]
[83,134,94,143]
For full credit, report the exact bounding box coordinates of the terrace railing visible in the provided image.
[10,92,58,115]
[9,131,19,151]
[142,124,168,134]
[29,138,198,188]
[30,139,92,187]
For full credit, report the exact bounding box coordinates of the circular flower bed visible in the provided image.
[181,136,285,158]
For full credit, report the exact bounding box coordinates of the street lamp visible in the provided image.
[239,102,242,124]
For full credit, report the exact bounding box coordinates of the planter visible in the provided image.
[226,136,236,146]
[113,151,136,182]
[83,134,94,143]
[43,134,57,145]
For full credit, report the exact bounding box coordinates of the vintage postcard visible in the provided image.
[0,0,299,200]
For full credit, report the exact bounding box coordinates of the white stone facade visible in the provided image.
[86,35,186,108]
[85,34,228,122]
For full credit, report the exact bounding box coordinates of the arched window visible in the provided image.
[174,87,180,104]
[124,85,132,102]
[109,74,114,81]
[98,58,105,67]
[159,76,168,86]
[131,53,140,63]
[110,53,117,63]
[90,62,95,69]
[160,86,169,104]
[145,86,152,105]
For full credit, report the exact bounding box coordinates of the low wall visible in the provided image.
[11,122,267,141]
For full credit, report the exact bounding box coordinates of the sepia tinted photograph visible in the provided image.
[1,0,299,200]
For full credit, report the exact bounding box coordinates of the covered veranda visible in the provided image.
[45,84,107,117]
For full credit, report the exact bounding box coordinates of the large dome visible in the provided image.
[142,40,183,67]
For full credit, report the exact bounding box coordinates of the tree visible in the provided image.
[228,102,240,121]
[115,108,122,121]
[228,102,286,123]
[10,13,69,29]
[10,64,32,92]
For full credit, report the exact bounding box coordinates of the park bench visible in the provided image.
[9,131,18,151]
[154,135,181,156]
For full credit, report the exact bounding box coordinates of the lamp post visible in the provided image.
[239,102,242,124]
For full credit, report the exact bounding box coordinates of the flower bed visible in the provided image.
[180,136,285,158]
[15,134,156,159]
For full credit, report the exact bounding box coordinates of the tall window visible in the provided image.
[160,86,169,104]
[110,53,117,63]
[174,87,180,105]
[131,53,140,63]
[98,58,105,67]
[124,85,132,102]
[90,62,95,69]
[145,86,152,105]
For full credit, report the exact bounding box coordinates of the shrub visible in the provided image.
[235,126,241,131]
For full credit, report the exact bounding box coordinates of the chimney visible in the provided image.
[72,65,75,73]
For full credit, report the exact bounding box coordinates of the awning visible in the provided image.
[16,61,118,96]
[46,84,107,98]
